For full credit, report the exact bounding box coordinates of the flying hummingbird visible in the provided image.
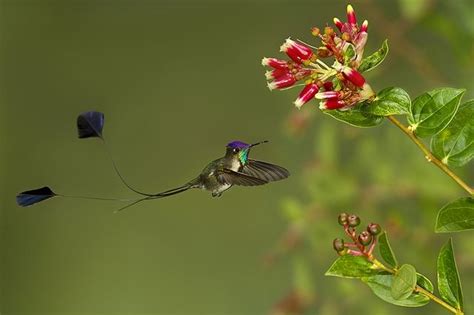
[16,111,290,212]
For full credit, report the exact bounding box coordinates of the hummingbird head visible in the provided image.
[225,140,268,165]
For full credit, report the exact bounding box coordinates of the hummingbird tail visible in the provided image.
[16,186,143,207]
[113,182,198,213]
[100,140,158,197]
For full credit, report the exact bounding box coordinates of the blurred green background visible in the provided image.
[1,0,472,314]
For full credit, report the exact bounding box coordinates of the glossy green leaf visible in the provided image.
[430,100,474,167]
[435,197,474,233]
[437,239,463,310]
[378,232,398,268]
[408,88,465,138]
[363,274,430,307]
[391,264,417,300]
[325,255,385,279]
[416,273,434,293]
[365,87,411,116]
[358,39,389,73]
[322,102,384,128]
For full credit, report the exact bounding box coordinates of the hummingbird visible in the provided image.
[16,111,290,212]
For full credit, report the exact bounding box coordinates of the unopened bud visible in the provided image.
[317,47,332,58]
[367,223,381,236]
[338,213,349,226]
[324,26,335,36]
[347,214,360,227]
[311,27,320,36]
[358,231,372,246]
[333,238,345,252]
[341,32,351,41]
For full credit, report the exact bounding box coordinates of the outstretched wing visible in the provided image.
[218,169,268,186]
[242,159,290,182]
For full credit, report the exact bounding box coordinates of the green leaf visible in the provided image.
[435,197,474,233]
[408,88,465,138]
[344,43,356,64]
[437,239,463,310]
[362,274,430,307]
[322,102,384,128]
[391,264,417,300]
[430,100,474,167]
[332,77,343,91]
[325,255,385,279]
[416,273,434,293]
[365,87,411,116]
[358,39,389,72]
[378,232,399,268]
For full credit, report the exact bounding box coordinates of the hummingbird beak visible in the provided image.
[250,140,269,148]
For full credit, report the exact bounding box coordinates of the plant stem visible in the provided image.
[386,116,473,195]
[371,258,394,274]
[414,286,462,315]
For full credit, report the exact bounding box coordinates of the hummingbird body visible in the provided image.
[195,159,233,197]
[173,140,290,199]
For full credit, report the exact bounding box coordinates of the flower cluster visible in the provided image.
[333,213,381,257]
[262,5,375,110]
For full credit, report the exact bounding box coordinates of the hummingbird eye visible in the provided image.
[232,148,240,153]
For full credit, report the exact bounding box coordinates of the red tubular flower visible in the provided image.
[354,32,368,50]
[294,83,319,108]
[280,39,314,63]
[333,17,343,32]
[262,5,374,110]
[360,20,368,32]
[261,57,289,70]
[323,81,334,91]
[265,68,290,80]
[332,5,368,46]
[320,98,346,110]
[267,73,297,90]
[346,4,357,25]
[341,67,365,87]
[354,32,368,64]
[315,91,340,99]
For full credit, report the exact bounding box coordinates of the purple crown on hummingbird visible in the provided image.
[227,140,251,149]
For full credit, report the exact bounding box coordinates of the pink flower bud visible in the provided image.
[354,32,368,63]
[360,20,368,32]
[333,17,344,32]
[319,98,346,110]
[267,73,296,90]
[347,4,357,25]
[265,68,289,80]
[354,32,368,51]
[280,39,314,63]
[261,57,289,70]
[294,83,319,108]
[341,67,365,87]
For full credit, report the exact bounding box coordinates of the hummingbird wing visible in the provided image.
[218,169,268,186]
[241,159,290,182]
